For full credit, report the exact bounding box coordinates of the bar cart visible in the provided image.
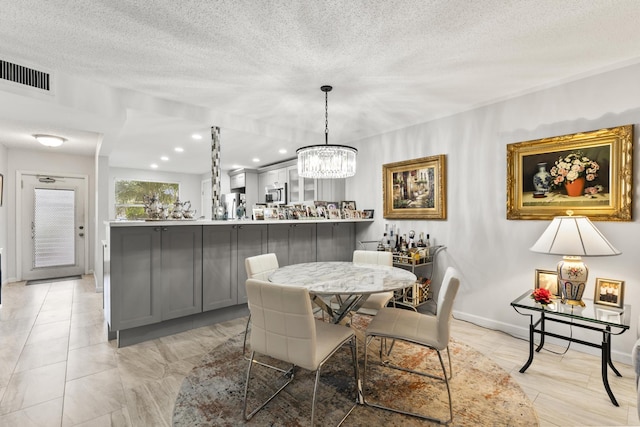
[358,241,445,309]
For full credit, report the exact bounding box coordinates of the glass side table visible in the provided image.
[511,290,630,406]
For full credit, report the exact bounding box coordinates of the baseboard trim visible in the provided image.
[113,304,250,348]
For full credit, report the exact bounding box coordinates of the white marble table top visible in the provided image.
[268,261,417,295]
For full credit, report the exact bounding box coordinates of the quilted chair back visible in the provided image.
[434,267,461,349]
[245,253,279,281]
[353,250,393,266]
[245,278,318,371]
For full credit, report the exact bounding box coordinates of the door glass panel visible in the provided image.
[288,168,300,203]
[33,188,75,268]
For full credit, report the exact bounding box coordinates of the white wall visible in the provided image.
[6,148,96,282]
[108,167,203,220]
[0,143,7,286]
[349,62,640,363]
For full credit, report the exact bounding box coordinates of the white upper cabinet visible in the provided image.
[258,160,345,205]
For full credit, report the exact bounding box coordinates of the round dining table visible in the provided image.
[269,261,417,323]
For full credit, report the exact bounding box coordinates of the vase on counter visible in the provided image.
[533,162,551,195]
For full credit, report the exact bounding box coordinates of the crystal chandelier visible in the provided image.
[297,85,357,179]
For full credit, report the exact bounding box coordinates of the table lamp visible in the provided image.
[529,211,621,306]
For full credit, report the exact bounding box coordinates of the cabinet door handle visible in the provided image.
[154,227,161,232]
[162,227,168,231]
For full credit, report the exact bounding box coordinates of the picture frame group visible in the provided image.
[382,154,447,220]
[506,125,633,221]
[534,269,625,309]
[252,201,373,221]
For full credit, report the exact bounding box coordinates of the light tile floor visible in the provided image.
[0,276,637,426]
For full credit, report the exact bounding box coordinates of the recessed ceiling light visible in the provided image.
[192,134,202,140]
[160,156,169,161]
[279,149,287,154]
[175,147,184,152]
[150,163,158,169]
[252,158,260,163]
[231,164,241,169]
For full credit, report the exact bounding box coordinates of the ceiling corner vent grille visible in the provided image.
[0,59,50,91]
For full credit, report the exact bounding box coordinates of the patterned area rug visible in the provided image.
[173,315,538,426]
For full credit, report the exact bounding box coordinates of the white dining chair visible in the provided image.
[243,253,279,359]
[243,278,359,425]
[331,250,396,317]
[352,250,395,313]
[362,267,460,424]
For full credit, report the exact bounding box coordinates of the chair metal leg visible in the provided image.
[245,337,359,426]
[242,314,251,360]
[243,316,292,373]
[445,345,453,380]
[242,350,295,421]
[363,334,453,425]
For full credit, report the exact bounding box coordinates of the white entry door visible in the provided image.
[20,173,87,281]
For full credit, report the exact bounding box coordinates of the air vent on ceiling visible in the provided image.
[0,59,50,91]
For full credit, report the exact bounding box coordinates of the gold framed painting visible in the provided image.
[383,155,446,219]
[534,269,560,297]
[594,278,624,308]
[506,125,633,221]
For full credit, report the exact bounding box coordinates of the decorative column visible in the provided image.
[211,126,223,220]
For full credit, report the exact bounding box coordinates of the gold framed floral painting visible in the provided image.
[383,155,446,219]
[506,125,633,221]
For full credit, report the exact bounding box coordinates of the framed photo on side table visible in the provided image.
[534,269,560,297]
[506,124,633,221]
[594,278,624,308]
[383,154,447,219]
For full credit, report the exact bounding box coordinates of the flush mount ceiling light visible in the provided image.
[297,85,357,179]
[34,134,66,147]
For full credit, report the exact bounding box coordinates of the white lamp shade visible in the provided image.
[529,215,621,257]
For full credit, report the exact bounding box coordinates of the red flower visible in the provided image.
[531,288,553,305]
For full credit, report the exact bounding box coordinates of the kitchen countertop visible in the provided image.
[106,218,374,227]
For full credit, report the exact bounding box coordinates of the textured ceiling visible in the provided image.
[1,0,640,173]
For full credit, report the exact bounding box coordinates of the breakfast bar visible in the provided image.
[104,218,372,347]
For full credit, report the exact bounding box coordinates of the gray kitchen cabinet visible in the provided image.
[109,226,162,331]
[236,224,268,303]
[109,225,203,329]
[161,226,203,320]
[268,223,317,266]
[202,224,237,311]
[316,222,355,262]
[202,224,268,310]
